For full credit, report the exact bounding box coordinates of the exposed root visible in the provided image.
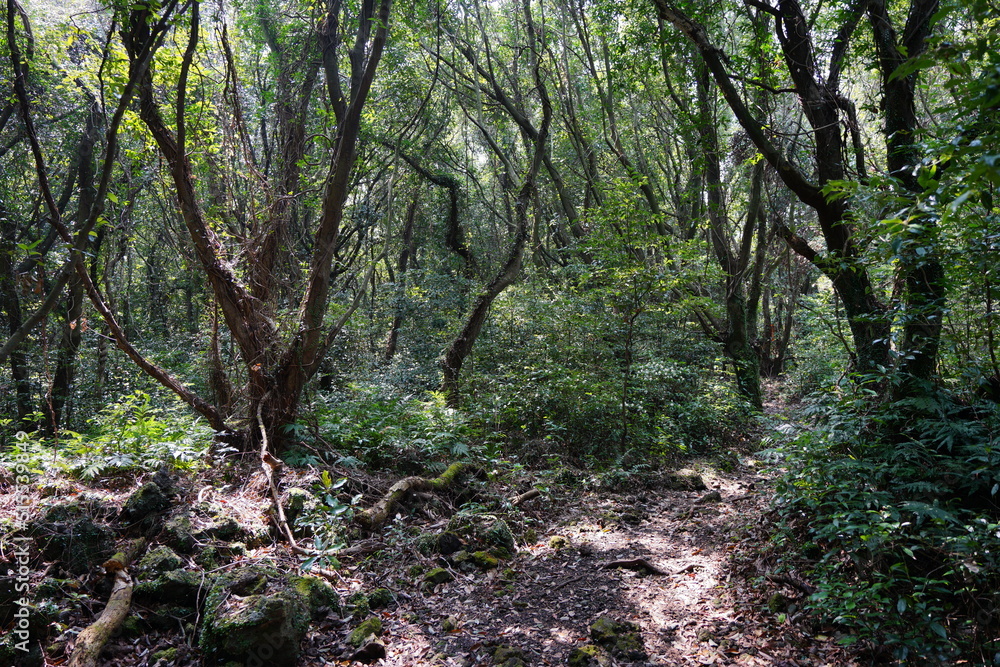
[354,462,477,531]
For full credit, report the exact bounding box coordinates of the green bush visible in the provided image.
[771,390,1000,662]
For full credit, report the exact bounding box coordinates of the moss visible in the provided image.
[767,592,788,613]
[198,566,311,667]
[567,644,606,666]
[408,564,427,577]
[470,551,499,570]
[120,482,170,524]
[149,648,178,665]
[548,535,570,550]
[163,513,196,554]
[589,615,646,660]
[367,588,393,609]
[348,591,371,619]
[441,615,459,632]
[422,568,454,586]
[348,616,383,647]
[134,569,207,606]
[485,519,516,552]
[492,645,525,666]
[429,462,468,489]
[137,546,184,574]
[291,575,341,619]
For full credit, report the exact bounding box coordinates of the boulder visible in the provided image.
[27,504,115,574]
[198,566,333,666]
[120,481,171,526]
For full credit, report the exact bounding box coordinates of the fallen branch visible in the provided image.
[354,462,475,530]
[511,488,541,506]
[601,558,668,576]
[67,539,146,667]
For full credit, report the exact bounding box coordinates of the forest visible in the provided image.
[1,0,998,664]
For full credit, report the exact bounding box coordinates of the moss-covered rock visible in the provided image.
[163,513,197,554]
[492,644,526,667]
[26,504,115,574]
[283,488,318,530]
[134,569,207,606]
[198,566,312,667]
[437,531,464,555]
[441,615,459,632]
[470,551,499,570]
[485,520,516,553]
[548,535,570,550]
[422,568,454,588]
[348,591,370,619]
[348,616,383,647]
[137,545,184,575]
[120,481,170,525]
[589,615,646,661]
[291,575,341,619]
[149,647,178,667]
[367,587,393,609]
[567,644,608,666]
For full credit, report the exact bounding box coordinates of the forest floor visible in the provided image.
[2,389,869,666]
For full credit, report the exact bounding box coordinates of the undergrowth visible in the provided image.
[770,386,1000,663]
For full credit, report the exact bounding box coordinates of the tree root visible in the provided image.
[602,557,668,576]
[354,462,476,531]
[67,539,145,667]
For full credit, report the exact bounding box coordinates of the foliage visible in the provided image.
[771,390,1000,662]
[0,391,213,479]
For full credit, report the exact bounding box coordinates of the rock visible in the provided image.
[567,644,609,666]
[470,551,499,570]
[664,472,707,491]
[350,639,387,664]
[149,647,178,667]
[767,592,788,613]
[485,520,516,553]
[134,569,207,606]
[348,616,383,647]
[26,503,115,574]
[437,531,464,555]
[137,545,184,575]
[696,490,722,504]
[589,615,647,661]
[442,615,459,632]
[493,644,526,667]
[291,575,341,619]
[548,535,570,550]
[367,587,393,609]
[120,481,170,525]
[198,566,314,666]
[163,513,197,554]
[283,488,318,529]
[422,567,454,587]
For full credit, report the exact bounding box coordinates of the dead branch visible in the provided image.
[511,488,541,506]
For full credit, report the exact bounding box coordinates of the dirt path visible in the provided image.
[299,460,859,666]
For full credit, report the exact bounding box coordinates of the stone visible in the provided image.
[548,535,570,550]
[442,615,459,632]
[470,551,499,569]
[163,513,197,554]
[120,481,170,525]
[283,488,318,528]
[350,639,387,664]
[27,504,115,574]
[291,575,341,619]
[485,520,516,553]
[567,645,609,666]
[348,616,383,647]
[422,568,454,586]
[198,566,313,667]
[134,569,207,606]
[367,587,393,609]
[137,546,184,575]
[589,615,647,661]
[437,531,464,555]
[493,645,526,667]
[696,490,723,504]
